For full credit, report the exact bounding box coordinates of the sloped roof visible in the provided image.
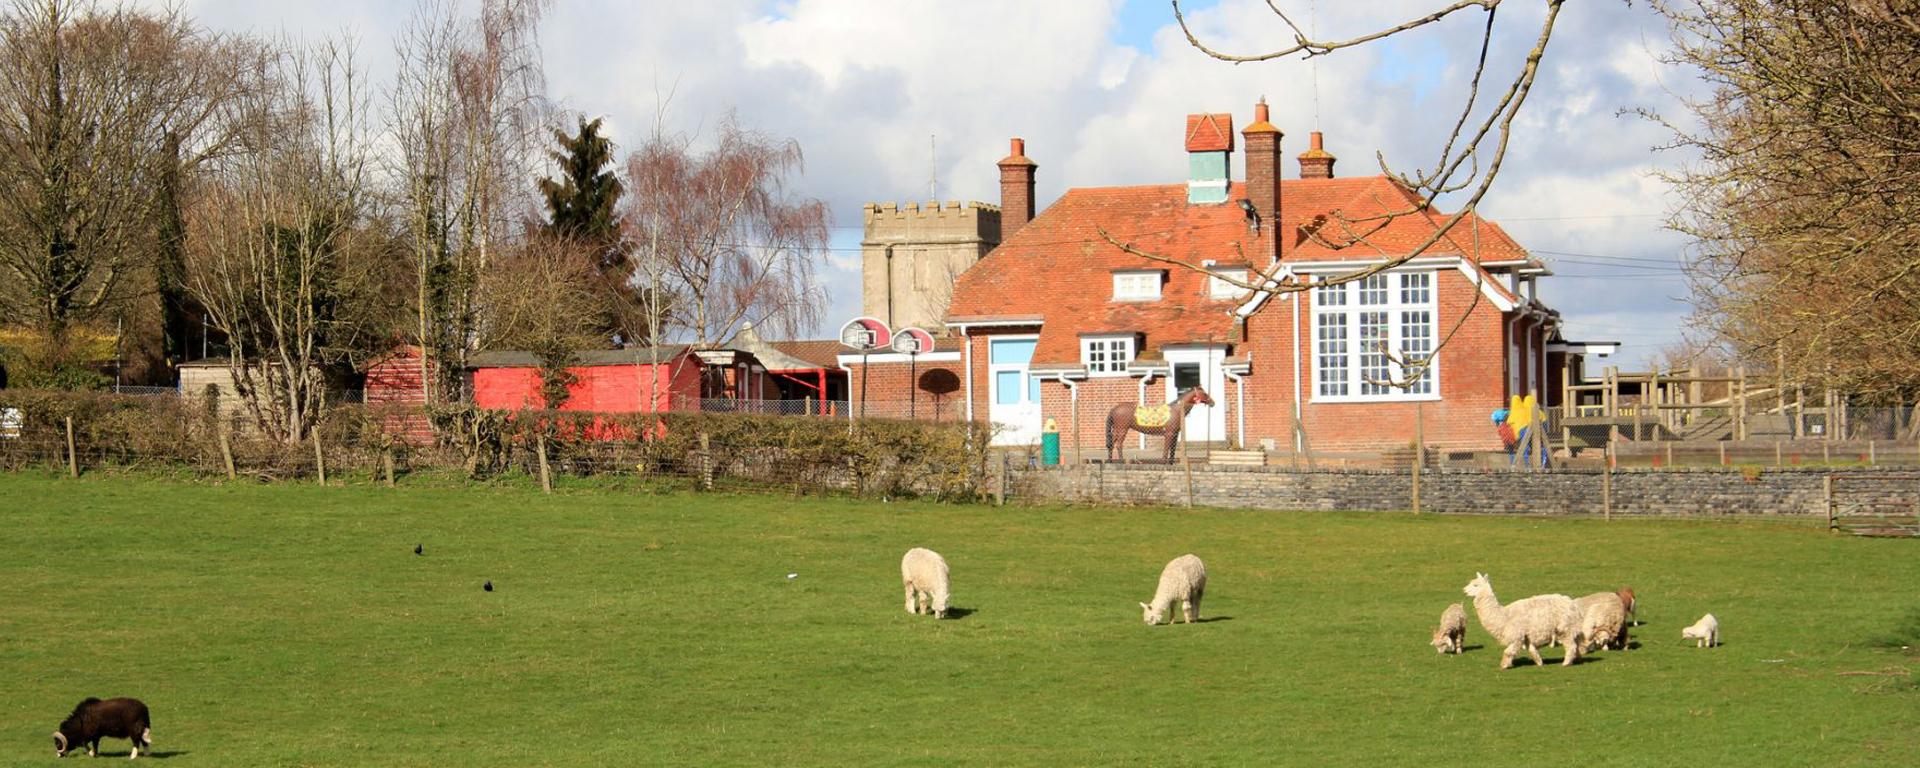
[945,175,1531,367]
[468,346,690,368]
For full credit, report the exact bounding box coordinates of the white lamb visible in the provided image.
[1682,613,1720,648]
[1463,572,1585,669]
[1574,591,1630,652]
[900,547,950,619]
[1140,554,1207,626]
[1431,603,1467,655]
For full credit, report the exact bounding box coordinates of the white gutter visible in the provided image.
[1058,373,1080,457]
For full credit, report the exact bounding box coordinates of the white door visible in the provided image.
[1166,347,1225,444]
[988,337,1042,446]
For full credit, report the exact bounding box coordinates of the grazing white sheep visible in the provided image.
[1462,572,1584,669]
[1682,613,1720,648]
[1431,603,1467,655]
[1140,554,1207,626]
[900,548,950,619]
[1574,592,1630,652]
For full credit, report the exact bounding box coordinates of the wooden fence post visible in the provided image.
[1868,439,1876,466]
[1775,440,1783,467]
[382,446,395,487]
[1718,440,1727,467]
[219,423,236,481]
[537,433,552,494]
[698,432,714,491]
[311,429,327,486]
[1664,441,1674,469]
[995,453,1008,506]
[1602,441,1614,521]
[1823,474,1835,531]
[65,416,78,478]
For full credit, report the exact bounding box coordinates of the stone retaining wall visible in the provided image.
[1006,463,1920,518]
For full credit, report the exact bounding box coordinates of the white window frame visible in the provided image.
[1208,267,1251,300]
[1310,271,1440,403]
[1112,271,1162,302]
[1080,335,1136,377]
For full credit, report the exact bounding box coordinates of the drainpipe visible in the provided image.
[1508,313,1526,398]
[961,329,974,423]
[1058,373,1080,460]
[837,361,856,424]
[1225,366,1247,449]
[1137,370,1159,451]
[1291,292,1304,452]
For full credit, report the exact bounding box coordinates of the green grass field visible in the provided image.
[2,473,1916,766]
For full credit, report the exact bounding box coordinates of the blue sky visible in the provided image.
[164,0,1702,367]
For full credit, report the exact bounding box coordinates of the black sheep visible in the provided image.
[53,697,152,759]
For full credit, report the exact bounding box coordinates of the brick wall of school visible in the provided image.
[844,356,967,420]
[1006,464,1920,518]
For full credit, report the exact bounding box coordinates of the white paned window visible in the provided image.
[1311,271,1440,401]
[1113,271,1162,301]
[1208,268,1251,299]
[1081,336,1136,376]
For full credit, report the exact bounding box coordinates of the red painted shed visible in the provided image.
[468,347,704,412]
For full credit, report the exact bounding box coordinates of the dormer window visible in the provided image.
[1209,267,1251,299]
[1113,270,1162,302]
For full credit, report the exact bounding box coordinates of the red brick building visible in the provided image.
[851,100,1608,452]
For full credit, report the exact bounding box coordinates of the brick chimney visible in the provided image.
[1298,131,1336,179]
[1241,99,1282,262]
[997,138,1037,237]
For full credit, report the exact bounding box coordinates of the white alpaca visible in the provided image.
[900,548,950,619]
[1140,554,1207,625]
[1463,572,1584,669]
[1574,591,1630,652]
[1431,603,1467,655]
[1682,613,1720,648]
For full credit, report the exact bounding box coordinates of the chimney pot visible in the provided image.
[1010,137,1025,157]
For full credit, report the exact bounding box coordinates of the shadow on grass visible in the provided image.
[97,750,187,759]
[1193,615,1233,623]
[941,606,977,620]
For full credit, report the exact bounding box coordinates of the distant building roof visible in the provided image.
[467,346,690,368]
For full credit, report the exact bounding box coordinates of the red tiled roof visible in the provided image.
[1185,113,1234,152]
[945,174,1530,367]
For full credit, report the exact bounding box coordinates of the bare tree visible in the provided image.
[1650,0,1920,403]
[183,40,378,443]
[386,0,549,403]
[0,0,260,375]
[477,233,609,409]
[622,113,830,349]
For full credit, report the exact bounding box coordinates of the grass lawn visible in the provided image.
[2,472,1916,766]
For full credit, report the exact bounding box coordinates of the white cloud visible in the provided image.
[146,0,1711,361]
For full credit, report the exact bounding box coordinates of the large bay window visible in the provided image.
[1081,335,1136,376]
[1312,271,1437,400]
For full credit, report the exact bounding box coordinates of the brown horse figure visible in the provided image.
[1105,387,1215,463]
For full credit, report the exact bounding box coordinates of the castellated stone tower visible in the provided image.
[861,200,1001,333]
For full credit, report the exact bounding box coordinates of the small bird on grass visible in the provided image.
[414,544,423,556]
[483,580,493,592]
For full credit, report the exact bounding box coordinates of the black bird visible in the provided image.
[483,580,493,592]
[414,544,423,555]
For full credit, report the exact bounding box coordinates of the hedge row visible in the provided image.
[0,389,992,500]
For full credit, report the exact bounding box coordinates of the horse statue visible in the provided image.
[1105,387,1215,463]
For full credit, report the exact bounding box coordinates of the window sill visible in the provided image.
[1309,393,1443,404]
[1084,370,1134,378]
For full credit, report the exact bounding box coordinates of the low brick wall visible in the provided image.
[1006,463,1920,518]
